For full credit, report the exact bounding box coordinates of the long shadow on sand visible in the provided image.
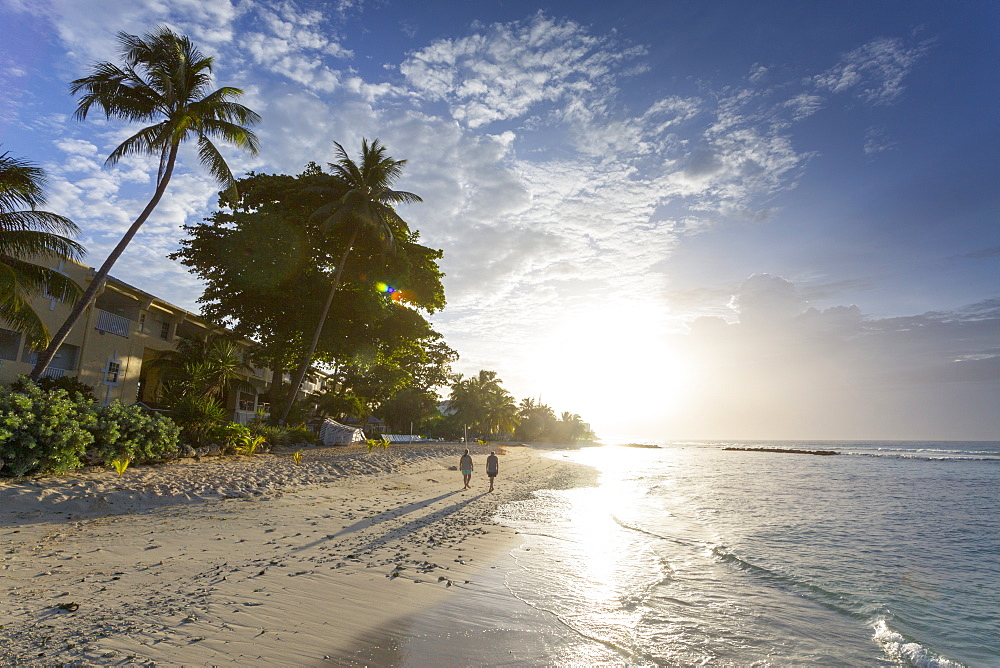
[294,490,488,554]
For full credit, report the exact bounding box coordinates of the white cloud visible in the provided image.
[657,276,1000,440]
[812,36,931,106]
[863,126,897,156]
[400,12,646,128]
[783,93,824,121]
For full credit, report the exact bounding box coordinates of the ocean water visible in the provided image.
[496,441,1000,667]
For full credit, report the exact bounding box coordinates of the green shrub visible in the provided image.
[171,395,226,447]
[285,424,315,445]
[91,401,180,465]
[0,379,96,477]
[218,422,251,455]
[249,421,289,448]
[10,375,97,401]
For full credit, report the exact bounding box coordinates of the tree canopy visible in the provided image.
[172,164,449,416]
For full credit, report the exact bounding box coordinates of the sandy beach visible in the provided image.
[0,443,597,666]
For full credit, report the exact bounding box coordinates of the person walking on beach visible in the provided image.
[486,451,499,492]
[459,449,474,489]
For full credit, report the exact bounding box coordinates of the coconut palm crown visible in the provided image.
[30,26,260,380]
[277,138,422,424]
[0,149,85,347]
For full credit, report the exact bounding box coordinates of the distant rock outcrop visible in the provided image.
[723,447,840,456]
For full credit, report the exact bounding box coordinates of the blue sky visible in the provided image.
[2,0,997,440]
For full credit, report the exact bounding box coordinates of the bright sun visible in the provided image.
[528,302,694,438]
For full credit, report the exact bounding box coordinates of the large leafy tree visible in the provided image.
[327,331,457,429]
[172,166,447,420]
[30,26,259,379]
[0,149,85,347]
[278,139,422,424]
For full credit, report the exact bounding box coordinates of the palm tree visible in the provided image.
[448,370,519,438]
[483,386,519,438]
[146,334,255,402]
[277,138,421,424]
[147,334,255,447]
[516,397,556,441]
[29,26,260,380]
[0,149,85,348]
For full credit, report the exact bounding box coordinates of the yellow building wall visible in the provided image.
[0,258,270,418]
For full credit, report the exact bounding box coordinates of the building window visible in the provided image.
[139,313,145,332]
[160,321,171,340]
[238,392,257,412]
[0,328,21,361]
[105,359,122,384]
[50,344,79,370]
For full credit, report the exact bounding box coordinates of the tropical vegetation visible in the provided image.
[279,139,423,425]
[439,371,595,443]
[0,149,85,348]
[0,379,178,477]
[0,25,597,480]
[30,26,260,380]
[172,151,450,430]
[146,333,255,446]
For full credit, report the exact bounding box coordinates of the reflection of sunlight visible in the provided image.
[531,303,694,432]
[564,448,643,604]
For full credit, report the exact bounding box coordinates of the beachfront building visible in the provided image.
[0,257,275,424]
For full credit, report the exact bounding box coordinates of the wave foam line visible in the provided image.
[871,618,964,668]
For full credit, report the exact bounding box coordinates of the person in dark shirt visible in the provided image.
[486,451,499,492]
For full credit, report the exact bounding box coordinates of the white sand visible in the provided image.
[0,443,597,666]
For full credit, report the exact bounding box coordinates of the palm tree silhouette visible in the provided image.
[30,26,259,380]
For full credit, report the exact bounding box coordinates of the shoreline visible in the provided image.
[0,442,599,665]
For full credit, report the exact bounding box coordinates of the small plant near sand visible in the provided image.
[285,424,316,446]
[110,458,130,476]
[220,423,251,455]
[293,450,303,465]
[365,437,389,452]
[235,435,266,456]
[477,439,488,446]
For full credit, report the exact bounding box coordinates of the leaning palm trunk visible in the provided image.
[277,228,358,425]
[29,146,178,379]
[27,27,258,381]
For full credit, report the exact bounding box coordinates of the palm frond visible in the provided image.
[0,298,49,347]
[378,188,423,205]
[0,150,54,211]
[0,229,85,261]
[198,117,261,154]
[105,122,170,167]
[196,135,236,193]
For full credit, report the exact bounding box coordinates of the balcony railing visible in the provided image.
[96,309,131,337]
[41,367,66,379]
[234,410,268,425]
